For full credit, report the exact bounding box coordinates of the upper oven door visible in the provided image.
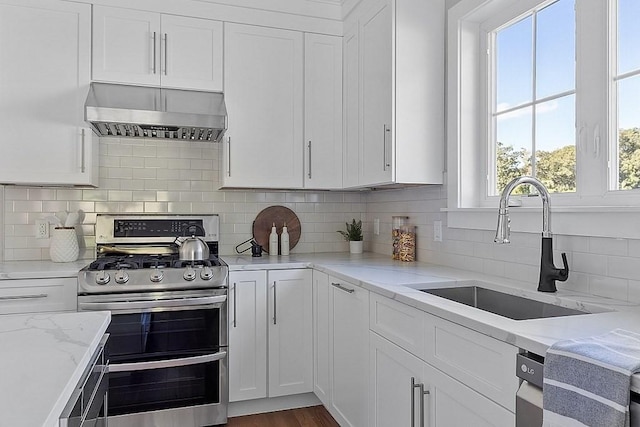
[78,289,228,360]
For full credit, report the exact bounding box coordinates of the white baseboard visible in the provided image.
[228,392,322,418]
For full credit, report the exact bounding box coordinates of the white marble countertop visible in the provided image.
[0,260,89,280]
[0,311,111,427]
[222,253,640,390]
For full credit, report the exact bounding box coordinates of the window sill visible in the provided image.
[445,206,640,239]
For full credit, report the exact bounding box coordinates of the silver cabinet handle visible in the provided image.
[109,351,227,372]
[152,31,157,74]
[411,377,430,427]
[331,282,355,294]
[233,283,237,328]
[81,128,86,173]
[0,293,48,301]
[383,124,391,170]
[273,281,277,325]
[227,137,231,177]
[308,140,312,179]
[163,33,168,75]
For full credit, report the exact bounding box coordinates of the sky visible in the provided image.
[494,0,640,154]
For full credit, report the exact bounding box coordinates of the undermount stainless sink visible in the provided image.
[421,286,588,320]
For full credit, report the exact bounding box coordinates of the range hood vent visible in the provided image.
[85,83,227,142]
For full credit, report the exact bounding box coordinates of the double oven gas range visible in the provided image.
[78,214,229,427]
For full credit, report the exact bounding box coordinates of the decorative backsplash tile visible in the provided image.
[1,138,363,261]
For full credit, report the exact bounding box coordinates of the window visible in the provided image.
[491,0,576,196]
[614,0,640,191]
[447,0,640,238]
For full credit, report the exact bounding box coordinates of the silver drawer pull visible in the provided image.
[0,293,48,301]
[331,282,355,294]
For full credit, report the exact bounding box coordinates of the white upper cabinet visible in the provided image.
[0,0,97,186]
[344,0,445,188]
[222,23,304,189]
[92,6,223,91]
[304,34,343,189]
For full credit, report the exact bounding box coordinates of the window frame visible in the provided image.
[446,0,640,239]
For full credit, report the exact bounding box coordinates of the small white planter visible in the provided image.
[349,241,363,254]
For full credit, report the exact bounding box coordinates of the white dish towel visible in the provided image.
[543,329,640,427]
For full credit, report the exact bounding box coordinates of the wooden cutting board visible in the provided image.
[252,206,301,254]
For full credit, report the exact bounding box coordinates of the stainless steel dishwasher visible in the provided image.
[516,351,640,427]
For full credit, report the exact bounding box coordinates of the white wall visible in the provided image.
[2,138,364,261]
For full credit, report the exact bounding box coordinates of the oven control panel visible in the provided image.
[114,219,204,238]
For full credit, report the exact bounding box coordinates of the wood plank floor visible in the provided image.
[225,405,340,427]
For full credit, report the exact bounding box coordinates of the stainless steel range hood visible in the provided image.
[85,83,227,142]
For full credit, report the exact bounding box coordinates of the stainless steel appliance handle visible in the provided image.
[331,282,355,294]
[109,351,227,373]
[308,140,312,179]
[152,31,157,74]
[79,295,226,312]
[233,283,237,328]
[273,281,277,325]
[0,293,48,301]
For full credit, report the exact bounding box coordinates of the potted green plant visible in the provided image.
[337,219,363,254]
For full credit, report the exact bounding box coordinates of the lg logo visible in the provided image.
[521,363,535,375]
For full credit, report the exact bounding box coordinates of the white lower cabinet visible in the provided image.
[228,269,312,402]
[369,331,514,427]
[268,269,313,397]
[0,278,77,315]
[228,270,268,402]
[313,271,369,427]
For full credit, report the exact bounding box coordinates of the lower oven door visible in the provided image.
[78,290,228,427]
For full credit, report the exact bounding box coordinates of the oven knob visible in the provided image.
[114,270,129,285]
[150,269,164,283]
[95,271,110,285]
[200,266,214,281]
[183,266,197,281]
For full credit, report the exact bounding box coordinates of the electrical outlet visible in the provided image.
[373,218,380,235]
[35,219,49,239]
[433,220,442,242]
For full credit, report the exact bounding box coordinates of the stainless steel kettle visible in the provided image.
[175,224,210,261]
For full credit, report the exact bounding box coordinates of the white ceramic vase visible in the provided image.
[50,227,79,262]
[349,240,363,254]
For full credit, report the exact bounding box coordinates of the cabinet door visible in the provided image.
[92,6,161,86]
[228,270,268,402]
[160,15,223,91]
[331,278,369,427]
[304,34,343,189]
[424,362,515,427]
[343,24,360,188]
[369,331,424,427]
[360,0,393,186]
[313,270,331,405]
[0,0,96,186]
[223,23,304,189]
[268,269,313,397]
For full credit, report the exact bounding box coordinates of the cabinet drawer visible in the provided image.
[369,292,426,357]
[0,278,77,315]
[424,313,518,411]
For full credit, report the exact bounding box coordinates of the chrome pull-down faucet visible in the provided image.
[494,176,569,292]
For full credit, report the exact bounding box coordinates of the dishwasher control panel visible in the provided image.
[516,352,544,388]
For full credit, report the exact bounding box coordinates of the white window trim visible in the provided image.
[446,0,640,239]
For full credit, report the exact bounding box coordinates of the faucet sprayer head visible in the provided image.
[494,209,510,244]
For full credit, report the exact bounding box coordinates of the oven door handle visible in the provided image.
[79,295,226,312]
[109,350,227,373]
